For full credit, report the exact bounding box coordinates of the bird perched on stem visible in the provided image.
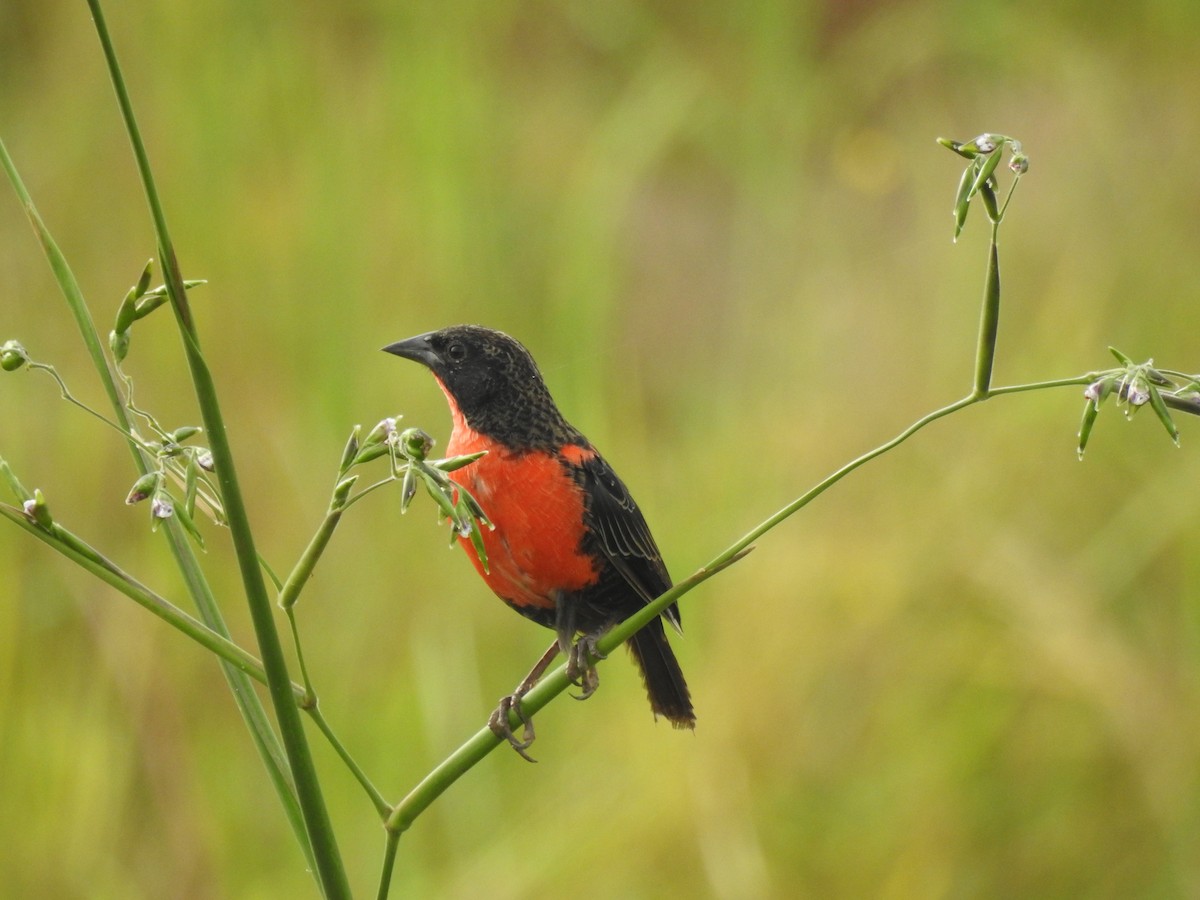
[384,325,693,759]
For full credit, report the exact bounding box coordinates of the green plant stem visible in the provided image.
[972,223,1001,398]
[1163,392,1200,417]
[987,376,1094,396]
[279,506,346,610]
[377,833,402,900]
[86,3,348,893]
[713,396,967,569]
[2,121,312,870]
[308,702,393,818]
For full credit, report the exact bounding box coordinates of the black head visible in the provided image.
[383,325,580,448]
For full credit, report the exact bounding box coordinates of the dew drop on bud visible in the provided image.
[973,133,997,154]
[1127,386,1150,406]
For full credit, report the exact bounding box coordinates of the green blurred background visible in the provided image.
[3,1,1200,896]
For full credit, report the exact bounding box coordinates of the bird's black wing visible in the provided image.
[575,452,682,633]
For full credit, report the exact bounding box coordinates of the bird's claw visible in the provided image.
[488,690,538,763]
[567,634,606,701]
[486,634,607,758]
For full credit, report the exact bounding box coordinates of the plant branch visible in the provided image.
[308,702,393,819]
[278,476,356,611]
[973,223,1001,397]
[85,2,348,893]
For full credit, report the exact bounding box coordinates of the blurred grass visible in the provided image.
[3,0,1200,896]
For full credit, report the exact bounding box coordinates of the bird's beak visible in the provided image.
[382,332,438,368]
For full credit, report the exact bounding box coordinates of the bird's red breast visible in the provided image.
[437,376,599,611]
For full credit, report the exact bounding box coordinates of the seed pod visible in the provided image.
[109,329,131,363]
[952,162,975,240]
[340,426,361,473]
[132,290,169,320]
[363,417,398,449]
[22,489,53,529]
[184,458,199,518]
[126,471,161,505]
[421,468,461,526]
[1147,385,1180,446]
[400,427,434,461]
[170,425,202,443]
[968,147,1004,199]
[400,466,417,513]
[465,515,490,573]
[979,183,1000,222]
[1077,399,1100,459]
[437,450,487,473]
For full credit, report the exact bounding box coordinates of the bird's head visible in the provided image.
[383,325,573,446]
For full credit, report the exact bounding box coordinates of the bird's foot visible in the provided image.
[487,639,561,763]
[567,634,607,701]
[488,687,538,763]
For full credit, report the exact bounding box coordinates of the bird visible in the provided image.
[383,325,693,758]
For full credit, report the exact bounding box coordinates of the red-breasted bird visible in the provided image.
[384,325,693,755]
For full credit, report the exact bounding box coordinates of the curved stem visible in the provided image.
[713,393,977,568]
[308,703,393,819]
[278,507,346,610]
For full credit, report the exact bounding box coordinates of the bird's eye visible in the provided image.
[446,342,467,362]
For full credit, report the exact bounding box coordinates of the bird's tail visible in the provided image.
[628,618,694,729]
